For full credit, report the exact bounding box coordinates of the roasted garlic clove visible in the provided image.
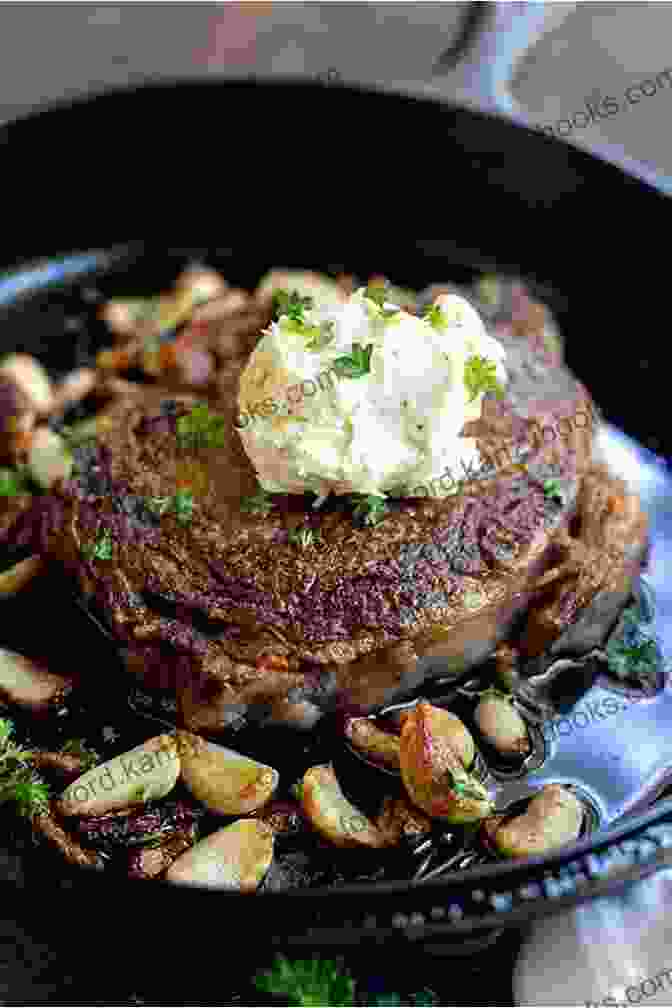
[27,426,73,489]
[399,703,493,824]
[0,555,45,598]
[176,730,278,816]
[57,735,179,817]
[165,819,274,892]
[399,703,476,769]
[494,784,584,858]
[299,764,386,848]
[98,299,146,338]
[474,692,530,757]
[0,354,53,415]
[0,648,72,714]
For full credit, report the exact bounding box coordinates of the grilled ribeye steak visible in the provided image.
[1,311,648,735]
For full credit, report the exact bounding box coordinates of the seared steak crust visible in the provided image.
[0,298,648,727]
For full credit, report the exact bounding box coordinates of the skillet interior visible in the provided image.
[0,244,670,985]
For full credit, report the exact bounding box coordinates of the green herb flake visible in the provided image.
[463,354,504,403]
[331,342,374,379]
[351,493,389,527]
[0,720,50,818]
[176,403,227,452]
[363,283,389,309]
[11,775,50,818]
[240,489,277,517]
[173,490,194,527]
[606,606,661,686]
[543,478,563,503]
[145,492,194,525]
[0,468,28,497]
[272,289,314,324]
[0,720,29,767]
[0,720,13,748]
[607,637,660,681]
[364,282,401,321]
[253,955,356,1007]
[81,527,113,561]
[423,303,449,331]
[288,526,319,549]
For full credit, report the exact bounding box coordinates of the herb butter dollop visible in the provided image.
[237,288,507,499]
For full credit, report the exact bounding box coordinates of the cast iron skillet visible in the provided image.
[0,3,671,997]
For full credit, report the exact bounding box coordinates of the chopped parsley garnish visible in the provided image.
[252,954,439,1006]
[146,492,194,526]
[364,282,401,320]
[0,467,28,496]
[11,776,50,818]
[423,303,449,331]
[0,719,49,818]
[543,478,563,503]
[463,354,504,403]
[331,342,374,379]
[272,289,314,324]
[351,493,389,526]
[81,527,113,561]
[607,637,660,681]
[0,718,24,757]
[240,489,277,517]
[288,525,319,549]
[273,291,336,352]
[173,489,194,526]
[364,283,389,308]
[176,403,227,451]
[253,955,356,1007]
[606,605,661,686]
